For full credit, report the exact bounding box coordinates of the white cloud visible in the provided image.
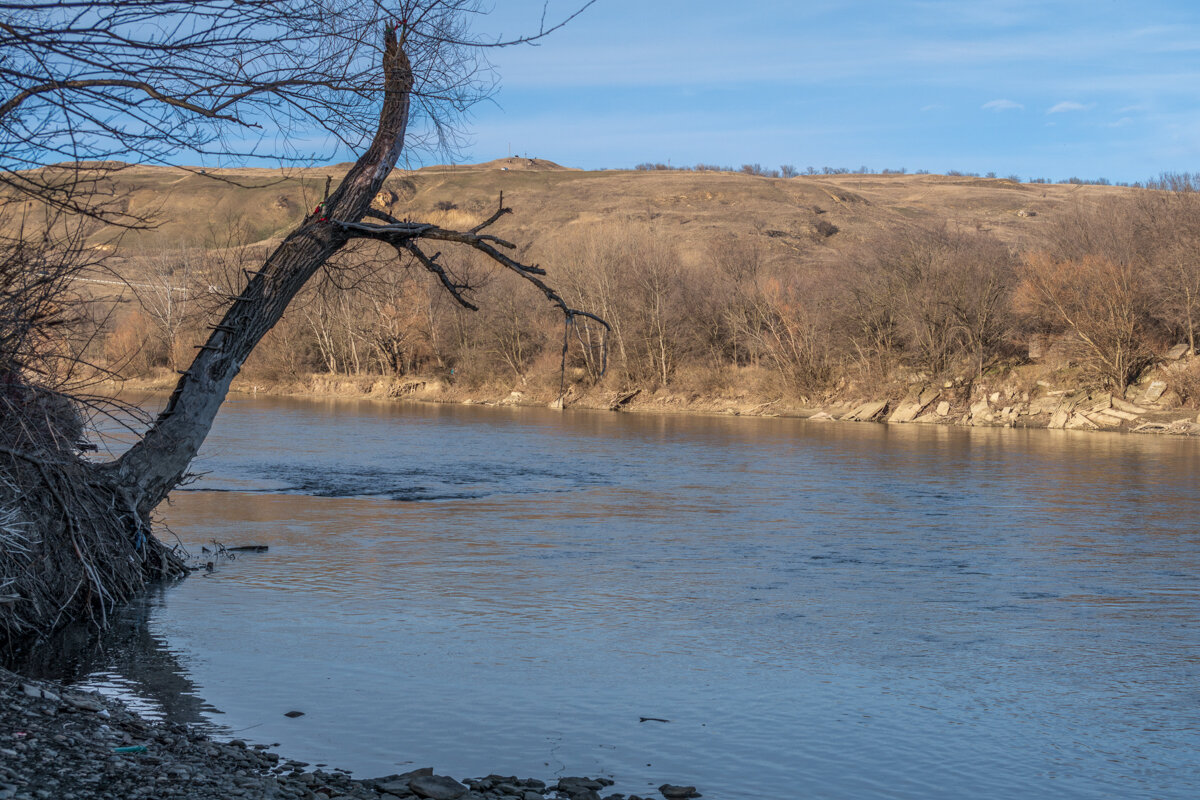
[982,99,1024,112]
[1048,101,1092,114]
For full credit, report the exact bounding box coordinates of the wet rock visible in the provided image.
[21,684,59,703]
[409,774,467,800]
[0,667,661,800]
[658,785,701,799]
[556,777,607,794]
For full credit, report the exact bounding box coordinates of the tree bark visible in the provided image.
[108,29,414,513]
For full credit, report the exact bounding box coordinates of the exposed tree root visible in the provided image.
[0,392,186,654]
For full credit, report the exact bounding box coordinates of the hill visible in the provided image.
[7,162,1198,434]
[29,161,1128,265]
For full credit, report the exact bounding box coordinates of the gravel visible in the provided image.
[0,667,684,800]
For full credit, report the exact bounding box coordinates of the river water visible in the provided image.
[42,397,1200,798]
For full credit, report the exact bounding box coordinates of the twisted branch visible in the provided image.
[335,195,612,334]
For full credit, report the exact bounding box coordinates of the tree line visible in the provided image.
[92,182,1200,405]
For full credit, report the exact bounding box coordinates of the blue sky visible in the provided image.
[429,0,1200,182]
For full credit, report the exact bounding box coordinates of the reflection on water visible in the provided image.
[29,397,1200,799]
[13,588,218,727]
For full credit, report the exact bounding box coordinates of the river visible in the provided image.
[38,396,1200,799]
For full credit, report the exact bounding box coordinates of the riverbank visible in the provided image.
[110,354,1200,437]
[0,667,668,800]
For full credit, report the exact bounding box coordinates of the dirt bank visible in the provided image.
[109,354,1200,438]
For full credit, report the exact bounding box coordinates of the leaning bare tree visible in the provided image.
[0,0,602,648]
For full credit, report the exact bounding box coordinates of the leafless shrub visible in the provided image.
[834,223,1016,379]
[1015,252,1151,389]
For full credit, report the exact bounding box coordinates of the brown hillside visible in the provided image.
[14,163,1133,268]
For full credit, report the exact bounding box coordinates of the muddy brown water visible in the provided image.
[32,396,1200,799]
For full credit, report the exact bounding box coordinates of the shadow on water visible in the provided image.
[6,585,219,729]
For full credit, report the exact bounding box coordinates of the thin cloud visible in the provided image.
[982,99,1024,112]
[1048,101,1093,113]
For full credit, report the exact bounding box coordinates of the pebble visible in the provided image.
[0,666,696,800]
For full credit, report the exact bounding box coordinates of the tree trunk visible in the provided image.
[107,30,414,514]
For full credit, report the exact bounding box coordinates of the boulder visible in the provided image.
[410,774,468,800]
[841,400,888,421]
[888,388,939,423]
[375,768,434,797]
[1065,414,1098,430]
[557,777,607,794]
[658,785,701,799]
[935,401,951,416]
[1140,380,1168,404]
[1166,343,1191,360]
[1111,397,1148,415]
[1083,412,1122,428]
[1029,397,1060,415]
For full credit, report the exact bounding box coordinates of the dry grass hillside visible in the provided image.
[7,161,1198,433]
[38,160,1125,263]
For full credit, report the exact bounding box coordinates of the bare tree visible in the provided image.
[1015,252,1151,390]
[1134,187,1200,354]
[837,223,1014,379]
[1,1,603,645]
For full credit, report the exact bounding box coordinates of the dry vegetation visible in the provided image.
[18,163,1200,411]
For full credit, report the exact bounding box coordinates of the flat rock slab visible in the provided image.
[410,774,468,800]
[841,400,888,421]
[659,784,702,799]
[1141,380,1168,404]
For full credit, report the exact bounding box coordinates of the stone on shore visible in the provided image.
[1111,397,1149,415]
[1065,413,1099,430]
[841,400,888,422]
[0,667,639,800]
[410,773,468,800]
[1140,380,1168,404]
[658,784,701,799]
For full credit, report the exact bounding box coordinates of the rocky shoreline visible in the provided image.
[1,669,696,800]
[107,364,1200,438]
